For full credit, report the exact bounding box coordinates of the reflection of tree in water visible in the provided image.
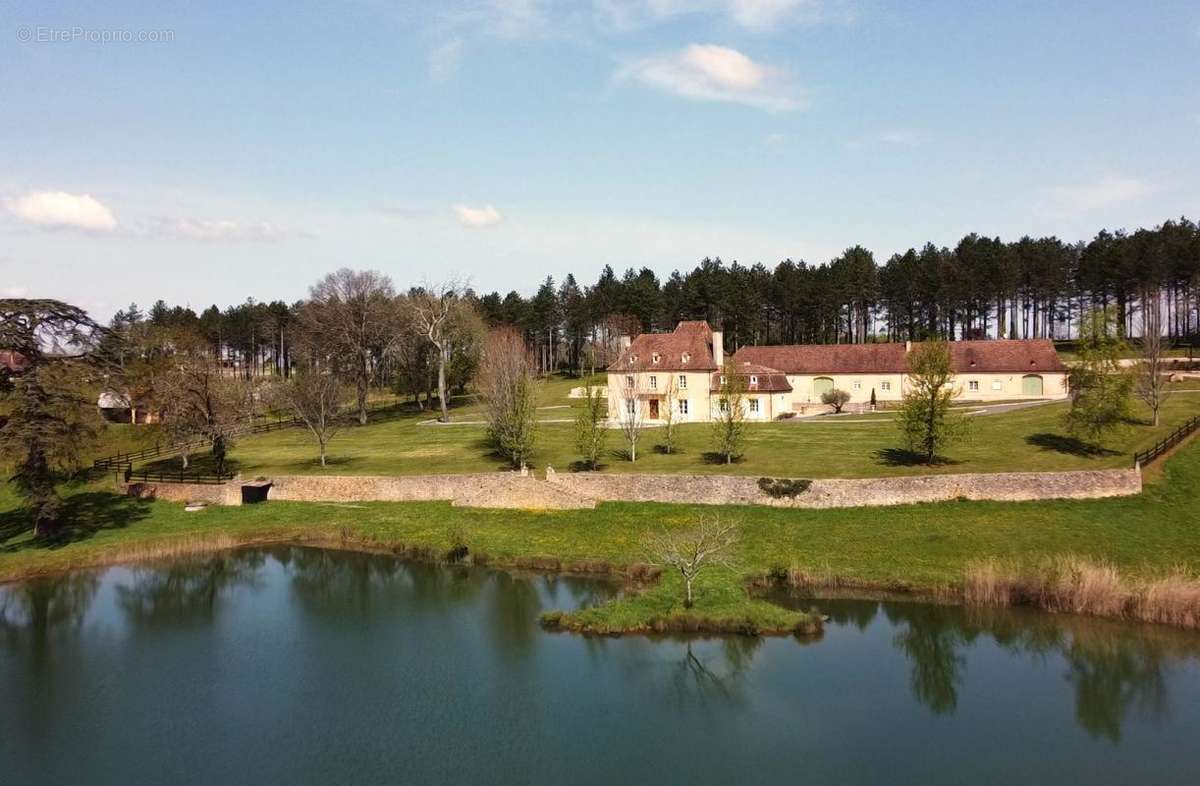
[284,547,412,616]
[669,637,763,711]
[486,570,543,656]
[822,598,879,630]
[880,601,1189,738]
[117,551,264,627]
[540,573,619,612]
[886,604,976,715]
[0,572,100,658]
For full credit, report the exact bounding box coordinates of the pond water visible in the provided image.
[2,547,1199,785]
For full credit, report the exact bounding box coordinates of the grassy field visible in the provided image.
[4,430,1200,631]
[118,375,1200,479]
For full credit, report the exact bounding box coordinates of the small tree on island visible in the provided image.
[821,388,851,413]
[573,382,608,470]
[711,359,747,464]
[1066,307,1134,446]
[617,374,645,462]
[479,328,539,469]
[897,340,969,463]
[278,370,347,467]
[645,516,740,608]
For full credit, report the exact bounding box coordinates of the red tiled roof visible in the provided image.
[608,321,718,372]
[735,340,1065,374]
[734,343,907,374]
[943,339,1066,373]
[709,361,792,393]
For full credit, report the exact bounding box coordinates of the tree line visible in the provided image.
[114,216,1200,390]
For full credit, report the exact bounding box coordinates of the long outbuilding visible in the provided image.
[607,321,1068,423]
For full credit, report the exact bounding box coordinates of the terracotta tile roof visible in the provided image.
[608,321,718,372]
[735,339,1066,375]
[709,361,792,393]
[943,339,1066,373]
[734,343,907,374]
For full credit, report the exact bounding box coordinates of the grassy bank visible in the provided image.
[4,435,1200,632]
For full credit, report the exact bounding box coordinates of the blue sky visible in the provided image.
[2,1,1198,320]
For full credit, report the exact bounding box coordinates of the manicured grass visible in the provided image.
[125,377,1200,480]
[4,436,1200,631]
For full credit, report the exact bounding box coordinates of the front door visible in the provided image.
[649,398,660,419]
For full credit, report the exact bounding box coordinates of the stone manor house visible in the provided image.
[606,321,1068,423]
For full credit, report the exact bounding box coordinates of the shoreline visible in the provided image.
[4,526,1197,635]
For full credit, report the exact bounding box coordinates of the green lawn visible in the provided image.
[121,376,1200,480]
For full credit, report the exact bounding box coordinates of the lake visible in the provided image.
[2,547,1199,785]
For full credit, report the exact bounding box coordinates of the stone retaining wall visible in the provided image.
[546,468,1141,509]
[124,480,242,506]
[129,467,1141,510]
[268,473,596,509]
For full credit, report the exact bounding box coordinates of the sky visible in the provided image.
[2,0,1198,321]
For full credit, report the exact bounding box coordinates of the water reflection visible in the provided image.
[117,551,265,628]
[0,572,99,658]
[4,551,1198,754]
[790,596,1198,741]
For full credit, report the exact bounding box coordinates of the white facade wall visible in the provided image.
[609,370,1068,422]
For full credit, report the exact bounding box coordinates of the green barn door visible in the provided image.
[1021,375,1043,396]
[814,377,834,397]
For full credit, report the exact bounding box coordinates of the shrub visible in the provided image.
[757,477,812,498]
[821,388,851,413]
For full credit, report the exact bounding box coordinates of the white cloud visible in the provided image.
[2,286,30,298]
[1046,175,1153,215]
[617,44,802,112]
[454,203,504,227]
[146,217,294,242]
[597,0,827,32]
[728,0,811,29]
[8,191,118,231]
[428,38,465,81]
[490,0,552,38]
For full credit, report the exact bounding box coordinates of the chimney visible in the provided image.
[904,340,912,353]
[712,330,724,366]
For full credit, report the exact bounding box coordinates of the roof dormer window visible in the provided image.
[652,352,661,364]
[750,375,758,386]
[681,352,690,364]
[630,354,638,364]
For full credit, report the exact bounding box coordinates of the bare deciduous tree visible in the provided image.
[645,517,740,607]
[1137,296,1171,427]
[408,281,465,422]
[478,327,538,469]
[155,355,254,473]
[278,371,347,466]
[617,374,644,462]
[299,269,399,425]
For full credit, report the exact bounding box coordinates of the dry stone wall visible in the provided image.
[124,480,242,506]
[127,468,1141,510]
[547,468,1141,509]
[267,473,596,509]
